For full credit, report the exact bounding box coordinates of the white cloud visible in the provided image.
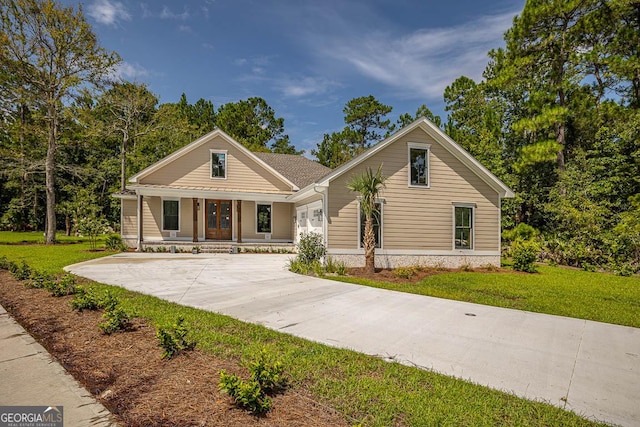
[87,0,131,26]
[114,62,149,80]
[279,76,339,98]
[160,5,190,20]
[314,11,516,100]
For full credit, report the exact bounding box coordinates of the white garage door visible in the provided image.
[295,201,323,243]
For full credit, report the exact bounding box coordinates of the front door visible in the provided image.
[205,199,232,240]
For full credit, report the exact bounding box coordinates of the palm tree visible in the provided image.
[347,165,387,274]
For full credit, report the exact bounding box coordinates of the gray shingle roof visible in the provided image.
[254,152,331,189]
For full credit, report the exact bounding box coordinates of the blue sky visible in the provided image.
[70,0,524,154]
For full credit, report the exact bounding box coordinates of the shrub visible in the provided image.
[48,274,77,297]
[10,260,31,280]
[105,234,127,252]
[296,232,326,264]
[502,223,539,243]
[70,286,102,311]
[25,270,55,289]
[324,257,347,275]
[99,292,131,334]
[219,371,272,414]
[248,349,285,392]
[156,316,196,359]
[0,256,11,270]
[75,215,109,251]
[512,239,540,273]
[393,266,418,279]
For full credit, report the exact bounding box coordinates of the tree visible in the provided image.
[95,81,158,191]
[0,0,119,243]
[216,97,297,153]
[347,165,387,274]
[394,104,442,131]
[343,95,393,149]
[311,128,359,168]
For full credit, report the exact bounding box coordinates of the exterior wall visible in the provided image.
[140,196,196,241]
[121,198,138,247]
[239,201,293,241]
[140,135,292,193]
[326,127,501,266]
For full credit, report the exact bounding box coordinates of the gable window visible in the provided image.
[454,205,474,250]
[256,203,272,234]
[408,143,430,187]
[210,150,227,179]
[359,202,382,249]
[162,199,179,231]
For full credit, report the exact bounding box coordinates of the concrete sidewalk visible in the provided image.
[0,305,117,426]
[66,253,640,427]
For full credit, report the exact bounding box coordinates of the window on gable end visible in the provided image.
[211,150,227,179]
[408,143,430,187]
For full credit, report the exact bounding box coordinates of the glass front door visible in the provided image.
[205,199,232,240]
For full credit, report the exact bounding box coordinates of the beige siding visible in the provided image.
[140,135,292,193]
[140,196,196,240]
[121,199,137,236]
[328,128,500,251]
[240,201,293,241]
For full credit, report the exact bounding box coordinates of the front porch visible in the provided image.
[140,240,296,254]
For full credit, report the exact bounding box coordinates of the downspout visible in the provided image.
[313,184,329,248]
[136,192,142,252]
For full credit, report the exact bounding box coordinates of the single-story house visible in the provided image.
[114,118,514,268]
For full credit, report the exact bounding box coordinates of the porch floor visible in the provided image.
[140,240,296,254]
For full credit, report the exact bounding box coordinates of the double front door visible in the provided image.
[206,199,232,240]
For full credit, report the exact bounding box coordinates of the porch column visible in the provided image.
[137,194,144,251]
[192,198,198,242]
[236,200,242,243]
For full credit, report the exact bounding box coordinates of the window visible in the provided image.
[408,144,430,187]
[359,202,382,249]
[256,203,272,233]
[162,199,179,231]
[210,150,227,178]
[454,206,473,250]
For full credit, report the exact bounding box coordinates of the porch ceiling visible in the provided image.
[129,184,292,202]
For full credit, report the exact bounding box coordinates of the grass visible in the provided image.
[332,264,640,328]
[0,232,115,274]
[0,231,610,426]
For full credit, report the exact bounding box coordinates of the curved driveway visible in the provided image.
[66,253,640,427]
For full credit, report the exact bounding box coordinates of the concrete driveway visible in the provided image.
[66,253,640,427]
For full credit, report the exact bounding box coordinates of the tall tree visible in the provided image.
[216,97,295,152]
[311,128,359,168]
[0,0,119,243]
[343,95,393,149]
[394,104,442,130]
[347,165,387,274]
[94,81,158,192]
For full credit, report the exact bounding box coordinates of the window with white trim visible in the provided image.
[408,143,430,187]
[256,203,272,234]
[359,202,382,249]
[162,199,179,231]
[454,205,474,250]
[210,150,227,179]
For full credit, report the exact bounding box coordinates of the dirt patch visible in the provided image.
[0,271,348,427]
[346,266,512,284]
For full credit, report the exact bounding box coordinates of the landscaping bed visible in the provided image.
[0,271,347,427]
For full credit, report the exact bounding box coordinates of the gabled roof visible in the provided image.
[253,152,332,189]
[288,117,515,201]
[128,129,300,190]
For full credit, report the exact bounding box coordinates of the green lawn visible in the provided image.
[331,264,640,328]
[0,231,115,274]
[0,231,611,426]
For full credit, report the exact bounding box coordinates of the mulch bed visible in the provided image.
[0,271,348,427]
[347,265,512,284]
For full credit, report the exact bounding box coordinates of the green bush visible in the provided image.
[393,266,419,279]
[248,349,285,392]
[105,234,127,252]
[99,291,131,334]
[219,371,272,414]
[296,232,326,264]
[25,270,55,289]
[48,274,77,297]
[0,256,11,270]
[502,223,539,243]
[324,257,347,275]
[10,260,31,280]
[512,239,540,273]
[156,316,196,359]
[70,286,102,311]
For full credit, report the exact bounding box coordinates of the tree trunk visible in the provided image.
[364,216,376,274]
[45,102,57,244]
[120,131,128,192]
